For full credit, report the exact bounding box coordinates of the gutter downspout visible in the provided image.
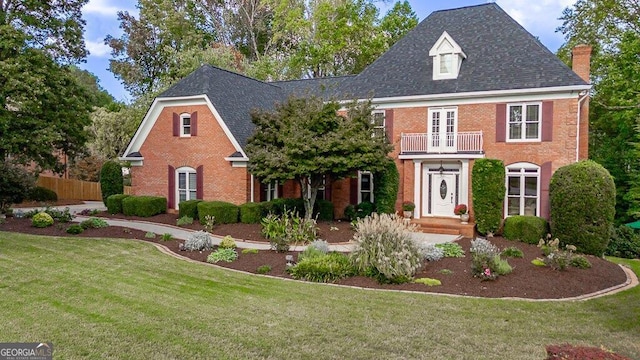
[576,91,589,162]
[250,174,255,203]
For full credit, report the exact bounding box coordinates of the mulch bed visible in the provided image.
[0,215,629,299]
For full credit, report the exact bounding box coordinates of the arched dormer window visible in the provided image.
[429,31,466,80]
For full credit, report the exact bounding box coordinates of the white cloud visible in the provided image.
[82,0,128,16]
[86,39,111,57]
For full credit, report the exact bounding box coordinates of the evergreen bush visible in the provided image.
[99,161,124,205]
[314,199,334,221]
[503,215,549,244]
[240,202,263,224]
[270,198,305,216]
[197,201,239,224]
[27,186,57,202]
[106,194,130,214]
[122,196,167,217]
[550,160,615,256]
[472,159,505,235]
[0,161,35,213]
[178,199,202,219]
[606,225,640,259]
[373,158,399,214]
[32,212,54,228]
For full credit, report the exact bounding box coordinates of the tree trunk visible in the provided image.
[299,177,317,220]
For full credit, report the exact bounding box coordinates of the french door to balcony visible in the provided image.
[428,108,457,153]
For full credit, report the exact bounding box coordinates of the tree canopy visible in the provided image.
[246,95,393,218]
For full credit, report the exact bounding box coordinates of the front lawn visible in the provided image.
[0,232,638,359]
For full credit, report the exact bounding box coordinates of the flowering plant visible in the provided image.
[454,204,468,215]
[402,201,415,211]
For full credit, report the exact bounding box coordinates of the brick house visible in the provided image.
[121,3,591,227]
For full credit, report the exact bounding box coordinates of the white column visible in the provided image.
[414,160,422,217]
[461,159,469,206]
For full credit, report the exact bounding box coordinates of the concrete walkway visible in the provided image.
[14,201,459,251]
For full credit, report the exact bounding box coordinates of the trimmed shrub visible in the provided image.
[100,160,124,205]
[288,252,355,283]
[472,159,505,235]
[122,196,167,217]
[373,158,400,214]
[550,160,615,256]
[503,216,549,244]
[355,201,375,219]
[178,199,202,219]
[344,204,356,221]
[314,199,334,221]
[240,202,263,224]
[27,186,57,202]
[270,198,305,216]
[351,213,422,283]
[106,194,130,214]
[32,212,54,228]
[197,201,239,224]
[66,224,84,234]
[607,225,640,259]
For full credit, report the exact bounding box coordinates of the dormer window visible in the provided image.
[429,31,466,80]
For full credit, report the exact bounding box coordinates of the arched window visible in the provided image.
[505,162,540,216]
[176,167,197,203]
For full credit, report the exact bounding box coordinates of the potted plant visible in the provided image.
[454,204,469,224]
[402,201,415,218]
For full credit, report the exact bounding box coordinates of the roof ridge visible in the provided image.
[431,2,498,14]
[270,75,355,84]
[200,64,282,89]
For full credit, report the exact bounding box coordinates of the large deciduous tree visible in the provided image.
[246,95,393,218]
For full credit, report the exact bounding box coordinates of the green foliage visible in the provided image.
[80,217,109,229]
[550,160,615,256]
[532,258,546,266]
[298,246,327,263]
[261,210,318,252]
[178,200,202,220]
[24,207,74,223]
[268,198,305,217]
[414,278,441,287]
[438,269,453,275]
[207,248,238,263]
[176,216,194,226]
[435,243,465,258]
[32,212,54,228]
[288,252,355,283]
[122,196,167,217]
[246,96,393,220]
[503,216,549,245]
[100,161,124,205]
[145,232,156,239]
[314,199,334,221]
[502,246,524,258]
[197,201,239,224]
[343,204,357,221]
[0,161,35,212]
[201,215,215,233]
[607,225,640,259]
[106,194,130,215]
[256,265,271,274]
[373,159,400,214]
[27,186,58,202]
[66,224,84,234]
[539,238,579,271]
[242,248,259,255]
[471,159,506,235]
[239,202,264,224]
[219,236,237,249]
[161,233,173,241]
[351,213,422,283]
[470,238,511,280]
[570,255,592,269]
[355,201,375,219]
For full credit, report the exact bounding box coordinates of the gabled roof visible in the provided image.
[272,76,355,99]
[159,65,285,147]
[340,3,588,99]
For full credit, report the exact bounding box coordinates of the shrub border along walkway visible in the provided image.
[70,215,640,302]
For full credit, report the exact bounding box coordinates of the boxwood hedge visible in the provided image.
[178,199,202,219]
[122,196,167,217]
[106,194,130,214]
[503,215,549,244]
[239,202,263,224]
[197,201,239,224]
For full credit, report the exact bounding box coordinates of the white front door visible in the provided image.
[431,173,456,216]
[428,108,457,153]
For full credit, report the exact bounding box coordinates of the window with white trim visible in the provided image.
[507,103,541,141]
[180,113,191,137]
[176,167,197,203]
[505,163,540,216]
[371,111,385,138]
[358,171,374,203]
[263,181,278,201]
[429,31,466,80]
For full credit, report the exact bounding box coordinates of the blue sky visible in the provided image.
[79,0,574,102]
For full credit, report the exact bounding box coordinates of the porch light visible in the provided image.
[438,161,445,174]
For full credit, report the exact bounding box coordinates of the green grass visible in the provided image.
[0,232,639,359]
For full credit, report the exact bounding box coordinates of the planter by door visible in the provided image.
[460,213,469,224]
[403,211,413,219]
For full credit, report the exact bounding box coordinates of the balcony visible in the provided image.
[400,131,484,154]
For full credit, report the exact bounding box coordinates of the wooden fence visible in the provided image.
[37,177,133,201]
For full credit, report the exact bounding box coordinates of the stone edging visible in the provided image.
[141,239,639,302]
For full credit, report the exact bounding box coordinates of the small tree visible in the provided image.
[550,160,615,256]
[373,158,400,214]
[246,95,393,219]
[100,161,124,205]
[0,161,35,213]
[472,159,506,235]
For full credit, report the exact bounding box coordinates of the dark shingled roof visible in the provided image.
[341,3,587,98]
[159,65,285,147]
[272,76,355,99]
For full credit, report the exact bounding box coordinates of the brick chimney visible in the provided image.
[571,44,592,82]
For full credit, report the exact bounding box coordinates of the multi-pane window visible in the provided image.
[372,111,385,138]
[507,103,540,141]
[506,163,539,216]
[439,53,453,74]
[358,171,374,203]
[177,167,197,203]
[263,181,278,201]
[316,176,326,201]
[180,114,191,137]
[431,111,441,147]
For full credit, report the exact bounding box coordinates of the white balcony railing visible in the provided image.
[400,131,483,154]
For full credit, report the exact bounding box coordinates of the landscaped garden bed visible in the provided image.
[0,212,628,299]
